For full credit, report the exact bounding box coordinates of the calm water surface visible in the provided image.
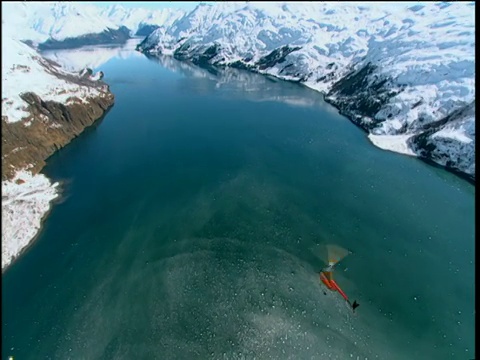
[2,41,475,359]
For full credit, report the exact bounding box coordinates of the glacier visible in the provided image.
[138,1,475,181]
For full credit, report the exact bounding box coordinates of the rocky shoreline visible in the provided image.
[2,87,114,181]
[2,88,113,270]
[321,63,475,183]
[322,95,475,185]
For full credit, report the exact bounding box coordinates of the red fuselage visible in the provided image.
[320,271,349,301]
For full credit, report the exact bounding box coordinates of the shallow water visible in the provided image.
[2,41,475,359]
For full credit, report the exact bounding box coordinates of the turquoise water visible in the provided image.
[2,44,475,359]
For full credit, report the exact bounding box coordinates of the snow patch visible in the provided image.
[2,170,59,270]
[368,134,416,156]
[431,127,473,144]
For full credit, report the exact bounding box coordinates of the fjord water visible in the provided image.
[2,42,474,359]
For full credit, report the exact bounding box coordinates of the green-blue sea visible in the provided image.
[2,40,475,359]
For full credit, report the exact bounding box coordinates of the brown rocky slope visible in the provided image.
[2,76,114,181]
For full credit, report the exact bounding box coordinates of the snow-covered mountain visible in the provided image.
[138,2,475,180]
[2,1,130,49]
[100,4,186,36]
[2,2,186,50]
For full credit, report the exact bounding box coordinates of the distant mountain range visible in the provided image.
[2,2,185,49]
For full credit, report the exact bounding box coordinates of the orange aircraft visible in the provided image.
[318,245,359,312]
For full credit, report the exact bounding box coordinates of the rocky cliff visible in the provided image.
[2,87,113,181]
[2,36,114,180]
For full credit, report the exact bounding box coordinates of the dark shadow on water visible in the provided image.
[418,157,475,186]
[43,105,114,165]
